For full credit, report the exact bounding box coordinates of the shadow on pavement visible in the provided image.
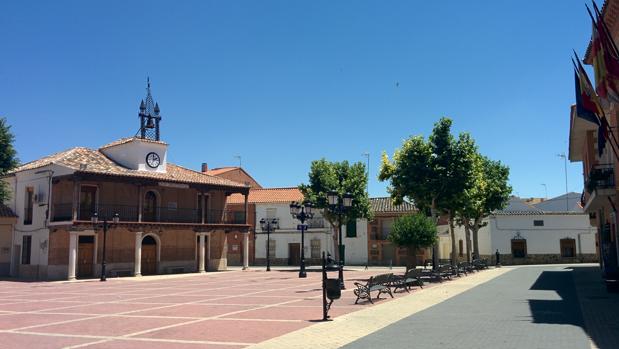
[529,266,619,349]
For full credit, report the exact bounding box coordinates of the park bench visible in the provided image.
[434,265,454,282]
[472,259,488,270]
[353,273,394,304]
[392,268,424,293]
[458,262,475,275]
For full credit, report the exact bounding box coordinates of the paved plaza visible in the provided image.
[0,267,418,349]
[0,265,616,349]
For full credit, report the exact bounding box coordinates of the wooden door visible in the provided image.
[288,243,300,266]
[141,244,157,275]
[77,240,94,278]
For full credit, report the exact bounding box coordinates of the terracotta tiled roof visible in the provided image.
[99,137,167,149]
[205,167,238,176]
[370,197,416,213]
[227,187,303,204]
[0,204,16,217]
[9,147,247,189]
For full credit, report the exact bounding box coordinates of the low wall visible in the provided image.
[494,253,598,265]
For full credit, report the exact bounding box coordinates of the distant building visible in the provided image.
[364,197,424,266]
[439,194,597,265]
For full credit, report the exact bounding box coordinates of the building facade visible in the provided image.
[365,197,430,266]
[438,195,597,265]
[569,0,619,281]
[2,84,250,280]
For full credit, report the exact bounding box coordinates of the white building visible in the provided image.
[438,193,598,265]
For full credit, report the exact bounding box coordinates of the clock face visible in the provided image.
[146,152,161,168]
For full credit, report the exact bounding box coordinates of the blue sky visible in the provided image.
[0,1,593,199]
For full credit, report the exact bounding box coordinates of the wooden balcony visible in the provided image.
[51,203,246,225]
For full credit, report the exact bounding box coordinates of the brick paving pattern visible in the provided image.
[0,268,415,349]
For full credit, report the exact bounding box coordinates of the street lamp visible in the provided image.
[91,212,119,282]
[326,191,353,289]
[259,217,279,271]
[290,201,314,278]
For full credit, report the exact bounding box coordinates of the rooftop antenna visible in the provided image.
[541,183,547,199]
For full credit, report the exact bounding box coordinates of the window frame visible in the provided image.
[346,219,357,238]
[24,186,34,225]
[21,235,32,265]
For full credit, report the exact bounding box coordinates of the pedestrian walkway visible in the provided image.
[249,266,510,349]
[341,264,616,349]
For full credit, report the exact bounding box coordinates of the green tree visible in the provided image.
[388,213,438,268]
[379,118,477,265]
[0,117,19,203]
[299,159,372,261]
[457,156,511,260]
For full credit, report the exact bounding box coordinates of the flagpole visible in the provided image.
[573,58,619,162]
[591,1,619,58]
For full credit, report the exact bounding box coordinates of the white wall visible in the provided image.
[254,203,334,261]
[489,214,597,255]
[6,164,74,277]
[100,139,168,173]
[343,218,368,265]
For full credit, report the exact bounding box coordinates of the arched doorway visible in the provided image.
[143,191,158,222]
[141,235,158,275]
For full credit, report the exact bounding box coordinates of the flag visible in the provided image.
[573,57,602,125]
[589,4,619,102]
[573,53,608,156]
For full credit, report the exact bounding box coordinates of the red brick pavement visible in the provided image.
[0,268,425,349]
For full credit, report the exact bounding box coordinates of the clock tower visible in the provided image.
[138,77,162,141]
[99,78,168,173]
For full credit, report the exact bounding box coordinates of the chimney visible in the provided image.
[201,163,208,173]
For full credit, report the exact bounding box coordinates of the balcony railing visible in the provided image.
[586,165,615,193]
[51,203,246,225]
[306,218,325,229]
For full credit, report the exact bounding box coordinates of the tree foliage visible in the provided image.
[380,118,479,263]
[457,155,511,258]
[389,213,438,249]
[0,117,18,203]
[299,159,372,252]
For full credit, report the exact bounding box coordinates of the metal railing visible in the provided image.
[586,164,615,193]
[306,217,325,229]
[51,203,246,225]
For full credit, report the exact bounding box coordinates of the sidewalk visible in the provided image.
[571,265,619,349]
[248,267,511,349]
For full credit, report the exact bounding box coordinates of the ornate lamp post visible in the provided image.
[290,201,314,278]
[327,191,353,289]
[91,212,119,282]
[259,217,279,271]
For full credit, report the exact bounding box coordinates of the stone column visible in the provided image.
[134,232,142,276]
[68,232,78,280]
[198,233,206,273]
[242,232,249,270]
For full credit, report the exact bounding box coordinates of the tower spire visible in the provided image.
[138,77,162,141]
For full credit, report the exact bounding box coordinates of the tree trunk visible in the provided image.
[448,211,457,266]
[464,220,472,263]
[407,244,417,269]
[472,217,481,259]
